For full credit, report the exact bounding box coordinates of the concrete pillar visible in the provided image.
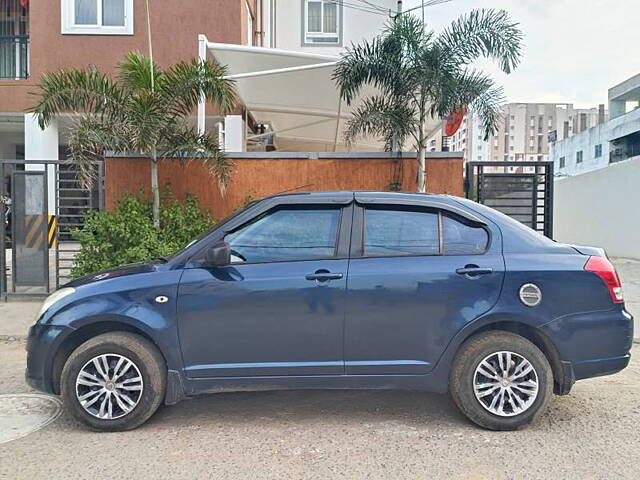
[24,114,58,215]
[224,115,245,152]
[609,100,626,120]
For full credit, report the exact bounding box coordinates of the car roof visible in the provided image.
[263,191,449,202]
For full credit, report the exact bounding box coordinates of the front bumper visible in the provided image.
[25,324,73,394]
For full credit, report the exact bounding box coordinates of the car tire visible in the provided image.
[450,331,553,431]
[60,332,166,432]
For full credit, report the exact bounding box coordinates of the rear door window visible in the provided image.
[442,214,489,255]
[364,208,439,256]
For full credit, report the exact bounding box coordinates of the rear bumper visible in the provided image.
[25,324,72,394]
[572,353,631,380]
[542,307,633,393]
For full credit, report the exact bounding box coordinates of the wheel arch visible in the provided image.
[50,317,167,395]
[453,320,565,393]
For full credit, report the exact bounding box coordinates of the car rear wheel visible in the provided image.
[60,332,166,431]
[450,331,553,431]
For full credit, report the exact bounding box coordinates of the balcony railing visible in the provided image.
[1,0,29,80]
[0,34,29,79]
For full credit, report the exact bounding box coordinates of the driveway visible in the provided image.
[0,338,638,479]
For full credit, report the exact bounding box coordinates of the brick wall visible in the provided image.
[105,152,464,219]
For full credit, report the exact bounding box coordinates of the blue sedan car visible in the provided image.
[26,192,633,431]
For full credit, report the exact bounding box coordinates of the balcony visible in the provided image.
[0,0,29,80]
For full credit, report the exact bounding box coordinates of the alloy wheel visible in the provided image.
[75,353,144,420]
[472,351,539,417]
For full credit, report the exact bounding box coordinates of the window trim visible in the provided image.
[301,0,343,47]
[192,205,349,267]
[352,205,490,260]
[61,0,134,35]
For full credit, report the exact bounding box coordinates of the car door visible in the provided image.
[344,199,504,375]
[177,202,351,378]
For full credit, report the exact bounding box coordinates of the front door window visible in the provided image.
[225,207,341,263]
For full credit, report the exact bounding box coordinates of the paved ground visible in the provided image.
[0,258,638,479]
[0,339,638,479]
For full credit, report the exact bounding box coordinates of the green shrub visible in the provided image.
[71,189,214,278]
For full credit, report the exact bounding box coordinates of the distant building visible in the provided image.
[551,73,640,176]
[427,103,606,172]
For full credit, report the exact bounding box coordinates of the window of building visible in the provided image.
[559,156,565,168]
[225,207,341,262]
[576,151,583,163]
[61,0,133,35]
[303,0,341,45]
[595,144,603,158]
[364,208,439,257]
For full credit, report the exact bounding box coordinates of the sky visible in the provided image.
[402,0,640,108]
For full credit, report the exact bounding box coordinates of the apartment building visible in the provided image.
[428,103,607,171]
[0,0,398,161]
[0,0,260,161]
[551,72,640,177]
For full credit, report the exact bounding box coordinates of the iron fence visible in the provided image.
[465,161,554,238]
[1,159,103,298]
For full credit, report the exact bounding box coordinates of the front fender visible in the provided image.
[42,270,184,370]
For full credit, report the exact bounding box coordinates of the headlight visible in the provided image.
[34,287,75,323]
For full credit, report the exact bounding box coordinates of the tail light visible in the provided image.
[584,256,624,303]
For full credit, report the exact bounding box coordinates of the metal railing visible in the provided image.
[0,34,28,79]
[0,0,29,79]
[610,143,640,164]
[1,160,103,298]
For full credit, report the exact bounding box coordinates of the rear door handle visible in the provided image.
[305,272,343,282]
[456,266,493,276]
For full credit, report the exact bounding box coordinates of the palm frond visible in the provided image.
[118,51,163,93]
[162,59,237,117]
[436,9,523,74]
[469,85,506,140]
[67,115,131,188]
[30,67,125,128]
[162,124,233,193]
[344,95,417,151]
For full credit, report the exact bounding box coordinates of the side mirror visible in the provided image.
[204,241,231,267]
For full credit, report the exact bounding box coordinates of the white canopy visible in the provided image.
[199,38,379,151]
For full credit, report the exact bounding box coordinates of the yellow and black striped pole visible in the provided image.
[48,215,57,249]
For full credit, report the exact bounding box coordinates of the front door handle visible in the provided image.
[305,270,343,282]
[456,266,493,276]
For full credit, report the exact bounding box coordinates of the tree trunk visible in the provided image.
[417,146,426,193]
[151,149,160,229]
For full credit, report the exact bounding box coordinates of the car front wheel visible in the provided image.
[60,332,166,431]
[450,331,553,431]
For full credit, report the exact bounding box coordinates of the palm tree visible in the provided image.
[30,52,237,227]
[333,9,523,192]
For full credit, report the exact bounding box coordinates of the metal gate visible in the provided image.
[465,161,554,238]
[1,159,103,298]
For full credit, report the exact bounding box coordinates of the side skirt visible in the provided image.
[181,373,449,396]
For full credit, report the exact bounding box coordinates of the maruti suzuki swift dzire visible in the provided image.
[26,192,633,431]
